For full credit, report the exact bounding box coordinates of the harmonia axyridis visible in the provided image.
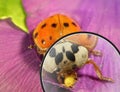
[42,34,113,88]
[33,14,81,54]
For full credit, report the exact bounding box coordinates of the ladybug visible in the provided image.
[33,14,81,54]
[42,33,113,88]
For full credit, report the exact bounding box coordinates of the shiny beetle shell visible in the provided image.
[33,14,81,54]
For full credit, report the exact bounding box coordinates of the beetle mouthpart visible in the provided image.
[63,60,67,64]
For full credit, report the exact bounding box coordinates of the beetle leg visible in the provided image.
[28,44,34,49]
[86,59,114,82]
[91,50,102,56]
[57,72,65,84]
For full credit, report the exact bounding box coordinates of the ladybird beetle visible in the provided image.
[42,34,113,88]
[33,14,81,54]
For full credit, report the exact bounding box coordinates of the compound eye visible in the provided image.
[41,39,46,44]
[71,43,79,53]
[49,48,56,57]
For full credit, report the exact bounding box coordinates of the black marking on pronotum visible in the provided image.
[66,51,75,61]
[87,34,92,38]
[63,23,69,27]
[51,23,57,28]
[72,22,77,27]
[55,53,63,65]
[49,48,56,57]
[41,23,46,28]
[34,32,38,38]
[71,43,79,53]
[62,46,65,52]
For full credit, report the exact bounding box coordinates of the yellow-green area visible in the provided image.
[0,0,28,33]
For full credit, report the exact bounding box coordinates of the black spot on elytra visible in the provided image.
[62,47,65,52]
[41,23,46,28]
[72,22,77,27]
[55,53,63,65]
[49,36,52,40]
[34,32,38,38]
[63,23,69,27]
[49,48,56,57]
[71,43,79,53]
[41,39,45,44]
[51,23,57,28]
[66,51,75,62]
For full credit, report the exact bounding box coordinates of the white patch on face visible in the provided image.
[43,55,57,73]
[55,41,73,53]
[74,46,88,67]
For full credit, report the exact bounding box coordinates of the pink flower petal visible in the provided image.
[0,20,42,92]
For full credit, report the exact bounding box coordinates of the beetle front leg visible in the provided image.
[86,59,114,82]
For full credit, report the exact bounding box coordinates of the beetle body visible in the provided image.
[33,14,81,54]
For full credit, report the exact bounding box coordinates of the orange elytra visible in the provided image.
[33,14,81,54]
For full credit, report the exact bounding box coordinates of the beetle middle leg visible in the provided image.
[85,59,114,82]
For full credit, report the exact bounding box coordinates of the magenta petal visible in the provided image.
[0,20,42,92]
[23,0,120,49]
[72,37,120,92]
